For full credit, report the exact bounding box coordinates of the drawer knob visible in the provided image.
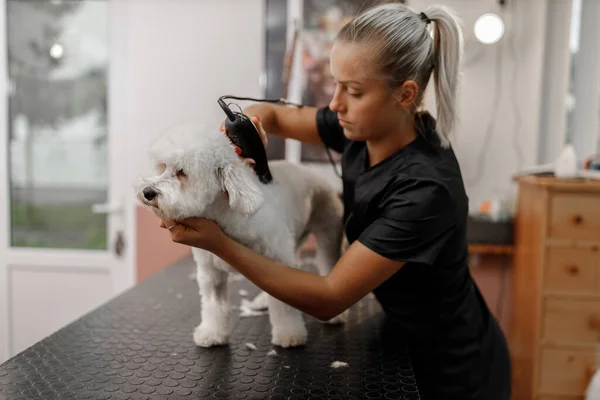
[565,264,580,275]
[572,214,584,225]
[588,315,600,331]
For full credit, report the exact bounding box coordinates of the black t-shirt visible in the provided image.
[316,106,511,400]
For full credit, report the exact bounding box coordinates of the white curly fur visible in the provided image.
[135,123,347,348]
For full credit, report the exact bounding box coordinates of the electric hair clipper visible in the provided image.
[217,95,339,184]
[218,95,273,184]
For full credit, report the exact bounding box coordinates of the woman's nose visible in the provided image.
[329,88,345,113]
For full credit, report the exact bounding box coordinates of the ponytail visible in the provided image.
[424,6,464,147]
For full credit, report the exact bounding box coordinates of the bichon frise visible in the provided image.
[135,123,347,348]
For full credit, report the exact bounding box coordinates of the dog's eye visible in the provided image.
[176,169,186,178]
[157,163,166,173]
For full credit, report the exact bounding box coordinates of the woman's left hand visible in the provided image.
[160,217,226,252]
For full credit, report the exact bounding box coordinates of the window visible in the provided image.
[6,0,109,249]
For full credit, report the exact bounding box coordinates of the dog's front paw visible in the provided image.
[271,325,308,348]
[324,310,349,325]
[193,324,229,347]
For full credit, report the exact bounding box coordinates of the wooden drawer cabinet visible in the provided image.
[539,397,587,400]
[548,193,600,240]
[542,298,600,346]
[544,246,599,294]
[511,177,600,400]
[539,348,597,396]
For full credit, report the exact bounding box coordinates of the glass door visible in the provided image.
[0,0,133,363]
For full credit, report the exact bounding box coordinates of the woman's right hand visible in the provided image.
[219,105,269,148]
[219,106,269,167]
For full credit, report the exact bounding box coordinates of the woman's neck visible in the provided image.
[366,123,417,167]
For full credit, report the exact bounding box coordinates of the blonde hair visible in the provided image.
[337,3,463,148]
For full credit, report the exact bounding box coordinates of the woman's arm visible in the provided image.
[162,218,404,321]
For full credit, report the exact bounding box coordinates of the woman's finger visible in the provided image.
[250,115,268,148]
[241,157,256,167]
[161,218,178,231]
[167,225,182,243]
[178,217,209,230]
[167,223,192,244]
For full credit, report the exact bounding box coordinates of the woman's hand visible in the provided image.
[160,217,227,252]
[219,104,269,149]
[219,115,268,169]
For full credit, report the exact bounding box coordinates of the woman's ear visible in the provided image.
[395,80,419,108]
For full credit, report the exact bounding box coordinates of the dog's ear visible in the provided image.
[217,163,264,216]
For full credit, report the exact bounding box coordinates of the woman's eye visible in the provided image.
[349,92,362,98]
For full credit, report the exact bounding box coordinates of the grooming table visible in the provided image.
[0,256,421,399]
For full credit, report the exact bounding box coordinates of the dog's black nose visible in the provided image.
[143,187,158,201]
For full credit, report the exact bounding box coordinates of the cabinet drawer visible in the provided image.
[542,298,600,346]
[544,246,599,293]
[549,193,600,240]
[539,348,596,396]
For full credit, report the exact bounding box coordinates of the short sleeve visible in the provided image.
[358,179,457,266]
[316,106,347,153]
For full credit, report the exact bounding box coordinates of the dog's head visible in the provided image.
[135,123,264,221]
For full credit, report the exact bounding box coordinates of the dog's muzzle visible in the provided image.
[142,187,158,201]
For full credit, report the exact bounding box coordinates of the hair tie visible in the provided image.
[419,12,431,25]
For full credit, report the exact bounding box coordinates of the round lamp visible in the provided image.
[474,13,505,44]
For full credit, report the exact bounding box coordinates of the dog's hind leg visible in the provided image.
[192,249,231,347]
[243,291,268,311]
[243,227,312,313]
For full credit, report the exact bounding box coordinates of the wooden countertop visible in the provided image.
[468,244,513,255]
[514,174,600,193]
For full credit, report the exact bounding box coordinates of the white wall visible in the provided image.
[125,0,549,215]
[125,0,264,177]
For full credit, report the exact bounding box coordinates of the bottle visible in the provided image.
[554,143,578,178]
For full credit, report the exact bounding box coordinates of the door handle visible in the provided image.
[91,203,126,257]
[114,230,125,258]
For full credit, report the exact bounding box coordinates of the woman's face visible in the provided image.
[328,41,415,142]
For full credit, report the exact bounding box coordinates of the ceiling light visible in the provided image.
[474,13,505,44]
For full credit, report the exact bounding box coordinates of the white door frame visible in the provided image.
[570,0,600,159]
[0,0,136,363]
[0,0,8,364]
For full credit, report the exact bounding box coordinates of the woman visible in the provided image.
[161,3,511,399]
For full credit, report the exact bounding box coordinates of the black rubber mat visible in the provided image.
[0,255,421,400]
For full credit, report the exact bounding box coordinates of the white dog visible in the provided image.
[135,123,347,348]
